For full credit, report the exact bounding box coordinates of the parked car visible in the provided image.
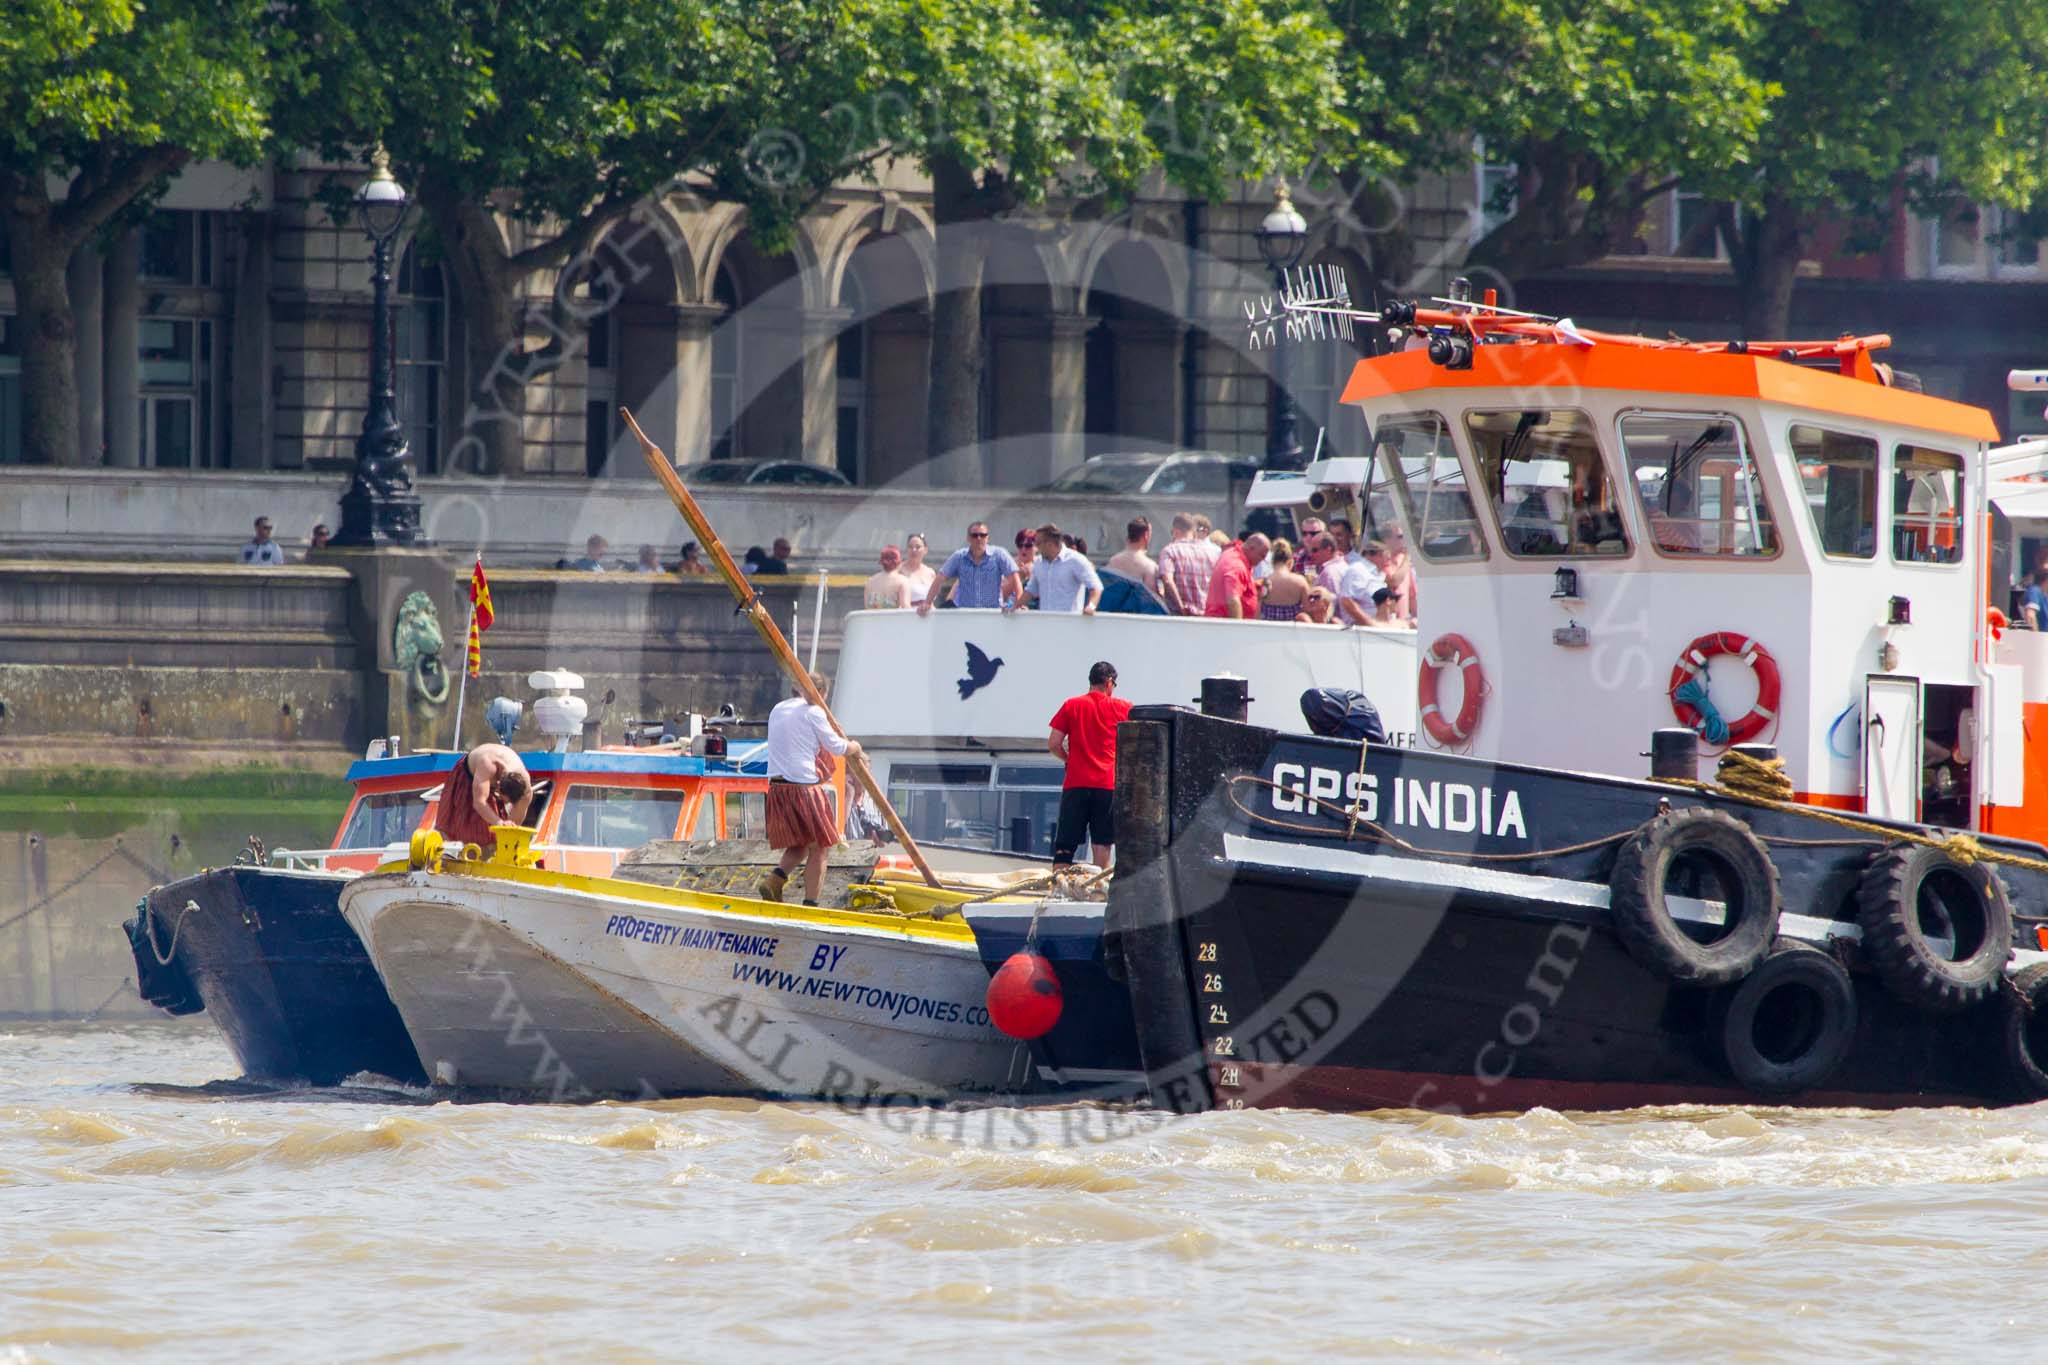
[1036,450,1260,497]
[680,459,854,488]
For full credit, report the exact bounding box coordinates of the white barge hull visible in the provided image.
[340,870,1020,1102]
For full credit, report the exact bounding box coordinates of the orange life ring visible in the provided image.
[1669,632,1781,747]
[1419,633,1485,747]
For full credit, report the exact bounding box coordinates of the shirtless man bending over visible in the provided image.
[434,742,534,853]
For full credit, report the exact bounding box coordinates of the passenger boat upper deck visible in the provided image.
[1292,290,2028,838]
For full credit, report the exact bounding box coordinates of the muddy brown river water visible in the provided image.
[5,1020,2047,1361]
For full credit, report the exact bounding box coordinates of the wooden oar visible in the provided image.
[619,407,940,887]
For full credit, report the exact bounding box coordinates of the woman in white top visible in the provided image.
[901,533,938,607]
[864,545,913,609]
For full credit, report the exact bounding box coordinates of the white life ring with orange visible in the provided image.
[1419,633,1485,747]
[1669,632,1781,747]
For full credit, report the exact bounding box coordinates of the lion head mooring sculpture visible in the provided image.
[393,590,450,705]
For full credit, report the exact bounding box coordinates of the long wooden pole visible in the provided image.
[619,407,940,887]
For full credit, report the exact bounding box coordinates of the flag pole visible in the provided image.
[618,407,941,887]
[450,594,476,749]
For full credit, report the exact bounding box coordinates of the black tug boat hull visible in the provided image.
[1107,706,2045,1115]
[126,867,425,1086]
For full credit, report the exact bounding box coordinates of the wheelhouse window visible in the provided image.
[686,793,717,840]
[1618,413,1778,557]
[1374,412,1487,562]
[723,790,768,839]
[1465,409,1628,557]
[1792,424,1879,559]
[338,791,429,849]
[885,762,1063,854]
[1892,444,1966,565]
[554,786,685,847]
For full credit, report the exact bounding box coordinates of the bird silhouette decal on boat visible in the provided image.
[957,642,1005,699]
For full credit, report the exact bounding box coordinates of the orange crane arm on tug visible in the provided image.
[1381,300,1896,382]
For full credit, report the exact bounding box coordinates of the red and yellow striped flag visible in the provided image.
[467,554,493,678]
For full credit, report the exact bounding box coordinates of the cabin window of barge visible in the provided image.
[1464,409,1629,557]
[554,786,687,848]
[1617,412,1780,558]
[1373,412,1487,562]
[885,763,1063,854]
[1790,425,1879,559]
[1891,445,1966,566]
[723,791,769,840]
[337,791,431,849]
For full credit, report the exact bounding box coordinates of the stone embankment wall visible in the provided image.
[0,469,1239,572]
[0,557,858,765]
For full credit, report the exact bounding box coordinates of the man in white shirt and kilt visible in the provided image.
[760,672,861,906]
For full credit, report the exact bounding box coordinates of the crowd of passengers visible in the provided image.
[859,514,1417,628]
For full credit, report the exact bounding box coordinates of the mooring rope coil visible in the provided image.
[142,898,202,967]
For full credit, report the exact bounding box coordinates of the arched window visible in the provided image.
[395,243,446,473]
[836,273,867,481]
[711,265,742,460]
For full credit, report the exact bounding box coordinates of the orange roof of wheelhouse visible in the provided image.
[1339,344,2000,443]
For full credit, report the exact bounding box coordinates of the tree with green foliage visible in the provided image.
[1692,0,2048,339]
[1319,0,1773,293]
[0,0,271,466]
[281,0,891,476]
[840,0,1351,463]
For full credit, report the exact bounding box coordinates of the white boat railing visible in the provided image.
[267,843,407,873]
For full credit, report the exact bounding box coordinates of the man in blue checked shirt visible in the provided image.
[920,520,1023,614]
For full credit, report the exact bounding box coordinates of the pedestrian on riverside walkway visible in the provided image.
[238,515,285,565]
[761,673,859,906]
[571,534,610,571]
[1048,661,1131,869]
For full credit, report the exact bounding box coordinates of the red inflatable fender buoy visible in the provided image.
[987,951,1063,1039]
[1669,631,1781,747]
[1418,633,1485,748]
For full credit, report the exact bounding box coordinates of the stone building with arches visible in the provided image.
[0,156,1454,487]
[17,153,2037,489]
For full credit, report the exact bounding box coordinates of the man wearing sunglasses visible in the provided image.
[920,521,1022,615]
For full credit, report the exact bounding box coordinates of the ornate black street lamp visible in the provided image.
[1254,180,1310,472]
[334,147,425,547]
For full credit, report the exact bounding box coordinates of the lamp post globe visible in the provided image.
[333,146,425,547]
[1254,181,1310,472]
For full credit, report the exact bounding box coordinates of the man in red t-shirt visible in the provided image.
[1202,533,1270,618]
[1048,660,1134,868]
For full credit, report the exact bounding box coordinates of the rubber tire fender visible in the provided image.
[1998,961,2048,1102]
[1719,938,1858,1097]
[1609,807,1781,987]
[1855,844,2013,1013]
